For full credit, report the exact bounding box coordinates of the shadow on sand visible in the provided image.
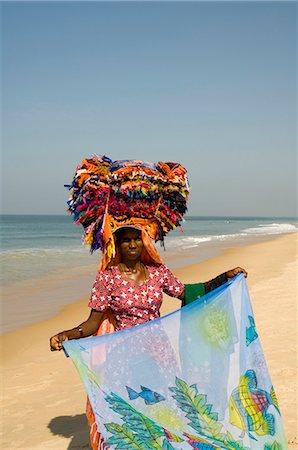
[48,414,92,449]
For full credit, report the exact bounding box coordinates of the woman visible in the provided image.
[51,157,248,449]
[50,226,247,350]
[50,225,247,449]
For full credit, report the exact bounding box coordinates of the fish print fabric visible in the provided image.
[64,275,287,449]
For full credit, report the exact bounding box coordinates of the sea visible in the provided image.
[1,215,297,333]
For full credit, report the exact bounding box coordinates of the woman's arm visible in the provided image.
[49,309,103,351]
[182,267,248,306]
[204,267,248,293]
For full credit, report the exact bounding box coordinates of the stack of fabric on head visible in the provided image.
[65,155,190,265]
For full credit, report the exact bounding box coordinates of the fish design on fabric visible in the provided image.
[126,385,166,405]
[246,316,258,346]
[229,369,280,439]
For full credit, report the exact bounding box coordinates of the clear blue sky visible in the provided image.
[2,1,297,217]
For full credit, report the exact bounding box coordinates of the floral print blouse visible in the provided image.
[88,264,184,330]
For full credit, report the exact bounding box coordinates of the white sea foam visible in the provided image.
[165,223,297,252]
[166,236,212,249]
[165,233,247,250]
[243,223,297,235]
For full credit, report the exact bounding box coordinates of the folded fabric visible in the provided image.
[65,155,190,253]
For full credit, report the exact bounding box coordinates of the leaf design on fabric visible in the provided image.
[264,441,283,450]
[105,392,165,444]
[105,423,149,449]
[223,441,248,450]
[169,377,224,440]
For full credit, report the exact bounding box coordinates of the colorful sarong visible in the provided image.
[64,275,287,449]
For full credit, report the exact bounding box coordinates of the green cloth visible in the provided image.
[183,283,205,306]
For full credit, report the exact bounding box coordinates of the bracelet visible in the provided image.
[77,327,84,338]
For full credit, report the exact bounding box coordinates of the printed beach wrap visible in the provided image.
[64,274,288,450]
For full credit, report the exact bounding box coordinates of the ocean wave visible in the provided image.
[165,233,245,250]
[0,246,97,285]
[164,223,297,251]
[243,223,297,235]
[0,246,93,258]
[1,222,296,259]
[166,236,212,249]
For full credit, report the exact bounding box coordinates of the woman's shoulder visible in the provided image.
[97,266,117,279]
[144,262,163,268]
[145,263,169,274]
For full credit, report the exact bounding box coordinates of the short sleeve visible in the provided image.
[161,264,184,298]
[88,270,113,312]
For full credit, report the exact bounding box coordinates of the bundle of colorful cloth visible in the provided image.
[65,155,190,255]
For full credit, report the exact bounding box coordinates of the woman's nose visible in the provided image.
[129,239,137,248]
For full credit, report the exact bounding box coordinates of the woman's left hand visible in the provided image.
[226,267,248,281]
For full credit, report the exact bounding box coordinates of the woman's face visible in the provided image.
[118,228,144,262]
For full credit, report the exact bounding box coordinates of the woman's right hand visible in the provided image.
[49,310,103,352]
[50,332,68,351]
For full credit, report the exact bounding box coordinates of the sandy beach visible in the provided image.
[1,233,297,450]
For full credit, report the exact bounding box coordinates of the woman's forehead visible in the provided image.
[120,228,142,239]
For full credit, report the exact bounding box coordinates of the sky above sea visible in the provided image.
[2,1,297,217]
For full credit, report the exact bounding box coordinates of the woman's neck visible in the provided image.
[120,260,142,271]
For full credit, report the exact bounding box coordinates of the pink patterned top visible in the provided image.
[88,264,184,330]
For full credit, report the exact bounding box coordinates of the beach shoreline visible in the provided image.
[1,229,296,334]
[1,233,297,449]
